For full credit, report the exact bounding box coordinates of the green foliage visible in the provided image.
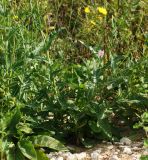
[0,0,147,159]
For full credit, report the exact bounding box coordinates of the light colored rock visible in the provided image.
[107,142,112,145]
[107,145,114,150]
[67,154,77,160]
[132,146,142,151]
[110,155,119,160]
[120,137,132,145]
[50,157,57,160]
[95,148,102,153]
[123,147,132,155]
[91,151,99,160]
[75,152,87,160]
[132,154,141,160]
[62,152,72,159]
[56,157,64,160]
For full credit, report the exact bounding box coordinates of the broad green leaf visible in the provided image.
[88,121,101,133]
[6,146,25,160]
[30,135,68,151]
[18,140,37,160]
[36,149,49,160]
[97,119,113,140]
[6,109,21,134]
[17,123,33,134]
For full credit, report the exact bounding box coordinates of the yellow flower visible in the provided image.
[84,7,90,13]
[13,15,19,20]
[97,7,107,16]
[90,20,96,25]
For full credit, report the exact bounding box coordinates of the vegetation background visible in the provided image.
[0,0,148,159]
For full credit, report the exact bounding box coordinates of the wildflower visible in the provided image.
[98,50,104,58]
[12,15,19,20]
[90,20,96,25]
[97,7,107,16]
[84,7,90,13]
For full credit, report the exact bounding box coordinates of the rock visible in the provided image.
[62,152,72,159]
[120,137,132,145]
[132,146,142,151]
[107,142,112,145]
[50,157,57,160]
[123,147,132,155]
[91,151,99,160]
[110,155,119,160]
[67,154,77,160]
[107,145,114,150]
[132,142,143,148]
[75,152,87,160]
[94,148,102,153]
[56,157,64,160]
[114,142,123,145]
[132,154,141,160]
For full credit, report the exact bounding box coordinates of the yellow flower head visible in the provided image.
[97,7,107,16]
[84,7,90,13]
[13,15,19,20]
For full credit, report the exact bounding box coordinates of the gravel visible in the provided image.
[47,139,146,160]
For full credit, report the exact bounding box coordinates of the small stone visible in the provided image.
[91,151,99,160]
[56,157,64,160]
[133,142,143,148]
[132,146,142,151]
[110,155,119,160]
[132,154,141,160]
[50,157,57,160]
[123,147,132,155]
[102,140,107,143]
[95,149,102,153]
[107,142,112,145]
[120,137,132,145]
[75,152,87,160]
[67,154,77,160]
[114,142,123,145]
[107,145,114,150]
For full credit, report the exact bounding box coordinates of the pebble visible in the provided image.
[91,151,99,160]
[132,146,142,151]
[67,154,77,160]
[95,149,102,153]
[75,152,87,160]
[107,145,114,150]
[120,137,132,145]
[110,155,119,160]
[56,157,64,160]
[123,147,132,155]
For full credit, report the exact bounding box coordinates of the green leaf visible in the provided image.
[144,139,148,147]
[18,140,37,160]
[30,135,68,151]
[88,121,101,133]
[140,155,148,160]
[17,123,33,134]
[31,30,60,56]
[36,149,49,160]
[6,109,21,134]
[6,146,25,160]
[97,119,113,140]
